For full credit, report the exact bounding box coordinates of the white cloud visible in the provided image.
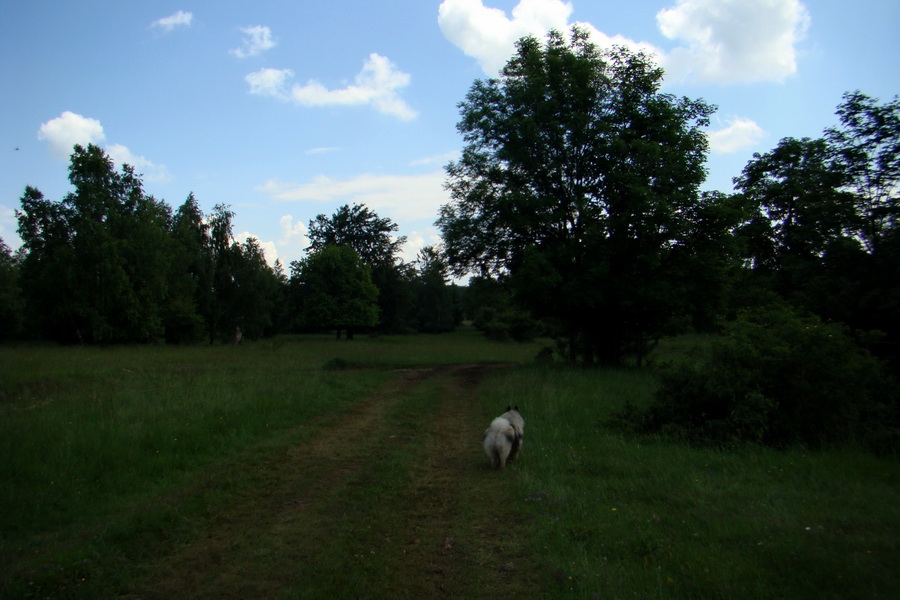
[258,170,448,223]
[245,68,294,97]
[106,143,171,183]
[235,232,279,266]
[230,25,277,59]
[246,53,417,120]
[37,112,169,181]
[400,229,445,264]
[658,0,810,83]
[439,0,810,84]
[276,215,311,265]
[438,0,573,75]
[38,111,105,158]
[707,118,766,153]
[150,10,193,33]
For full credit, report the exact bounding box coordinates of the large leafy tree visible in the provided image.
[165,193,212,343]
[732,93,900,362]
[16,144,172,343]
[413,245,457,333]
[307,203,406,266]
[826,92,900,356]
[438,28,715,363]
[16,185,76,340]
[291,245,379,340]
[307,203,412,332]
[734,137,855,268]
[826,91,900,253]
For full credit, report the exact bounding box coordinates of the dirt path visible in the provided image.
[122,364,539,599]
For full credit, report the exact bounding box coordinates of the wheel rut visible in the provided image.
[122,364,537,600]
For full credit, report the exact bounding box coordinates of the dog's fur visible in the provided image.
[483,405,525,469]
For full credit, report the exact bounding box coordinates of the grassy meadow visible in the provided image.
[1,330,897,599]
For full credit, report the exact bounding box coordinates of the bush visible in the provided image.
[619,303,898,451]
[472,305,540,342]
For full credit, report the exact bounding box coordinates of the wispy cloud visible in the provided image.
[230,25,277,58]
[438,0,810,84]
[246,53,417,120]
[106,144,171,183]
[305,147,340,156]
[256,173,449,266]
[150,10,193,34]
[409,151,460,167]
[258,170,447,222]
[707,118,766,154]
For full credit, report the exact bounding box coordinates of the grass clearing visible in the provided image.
[1,332,897,598]
[481,365,899,599]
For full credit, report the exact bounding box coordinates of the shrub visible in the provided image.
[619,303,898,451]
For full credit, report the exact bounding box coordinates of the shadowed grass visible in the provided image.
[0,332,539,598]
[479,365,899,599]
[1,334,897,599]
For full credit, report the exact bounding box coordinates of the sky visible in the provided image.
[2,0,898,269]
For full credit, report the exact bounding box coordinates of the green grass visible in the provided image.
[0,331,538,598]
[1,332,897,599]
[480,364,899,599]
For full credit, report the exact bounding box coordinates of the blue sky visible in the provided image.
[2,0,898,268]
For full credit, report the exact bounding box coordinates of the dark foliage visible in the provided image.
[617,303,898,452]
[439,28,721,364]
[14,145,284,344]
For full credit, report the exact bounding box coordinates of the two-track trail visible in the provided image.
[121,364,540,600]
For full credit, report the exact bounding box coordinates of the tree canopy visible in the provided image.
[438,28,716,363]
[307,203,406,266]
[14,144,284,344]
[290,244,379,339]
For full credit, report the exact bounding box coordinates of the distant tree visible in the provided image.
[371,260,417,333]
[206,203,240,343]
[732,93,900,366]
[826,92,900,361]
[438,28,715,364]
[16,144,172,343]
[0,238,24,340]
[654,190,750,333]
[16,185,76,341]
[826,91,900,254]
[165,193,211,343]
[464,275,540,342]
[734,137,855,270]
[307,203,413,333]
[231,237,285,339]
[292,245,379,340]
[413,246,456,333]
[307,203,406,265]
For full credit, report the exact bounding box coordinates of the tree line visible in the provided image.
[440,29,899,371]
[434,29,897,450]
[2,145,459,344]
[2,27,897,448]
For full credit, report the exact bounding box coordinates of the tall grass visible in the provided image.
[481,365,899,599]
[0,332,538,597]
[2,333,897,599]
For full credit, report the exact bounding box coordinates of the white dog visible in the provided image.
[483,405,525,469]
